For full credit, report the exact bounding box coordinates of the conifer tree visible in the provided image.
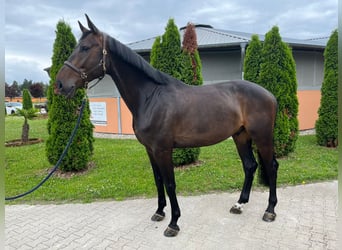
[258,26,299,156]
[181,23,203,86]
[150,36,162,69]
[46,20,94,172]
[315,29,338,147]
[151,19,183,78]
[150,19,201,166]
[18,89,36,143]
[170,22,204,166]
[244,34,262,83]
[22,89,33,110]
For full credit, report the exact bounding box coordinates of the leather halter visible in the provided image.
[64,33,107,89]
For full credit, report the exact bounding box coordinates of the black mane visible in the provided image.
[106,33,182,86]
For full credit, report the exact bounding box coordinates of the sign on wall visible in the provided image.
[89,102,107,126]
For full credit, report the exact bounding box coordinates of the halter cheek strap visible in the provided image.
[64,33,107,89]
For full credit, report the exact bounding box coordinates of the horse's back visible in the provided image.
[213,80,276,104]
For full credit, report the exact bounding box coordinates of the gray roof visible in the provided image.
[127,25,327,52]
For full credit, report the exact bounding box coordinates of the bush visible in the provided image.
[172,147,201,166]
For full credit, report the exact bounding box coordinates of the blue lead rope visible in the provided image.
[5,98,87,201]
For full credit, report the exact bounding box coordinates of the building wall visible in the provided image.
[293,50,324,90]
[200,50,242,83]
[297,90,321,130]
[89,97,134,134]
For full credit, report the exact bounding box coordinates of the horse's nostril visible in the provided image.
[57,80,63,90]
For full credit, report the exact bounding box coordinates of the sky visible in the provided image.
[5,0,338,84]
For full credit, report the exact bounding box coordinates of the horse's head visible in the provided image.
[55,14,107,98]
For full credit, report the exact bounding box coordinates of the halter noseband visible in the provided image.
[64,33,107,89]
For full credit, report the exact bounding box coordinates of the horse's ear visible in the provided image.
[78,21,89,33]
[85,14,99,34]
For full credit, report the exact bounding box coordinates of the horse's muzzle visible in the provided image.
[54,80,75,98]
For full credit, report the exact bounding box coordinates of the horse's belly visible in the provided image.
[174,127,233,148]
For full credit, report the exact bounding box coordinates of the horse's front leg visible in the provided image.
[154,149,181,237]
[147,150,166,222]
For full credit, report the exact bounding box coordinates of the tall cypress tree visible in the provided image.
[150,19,200,166]
[315,29,338,147]
[150,36,162,68]
[258,26,299,157]
[181,23,203,86]
[46,20,94,172]
[170,22,204,166]
[151,19,183,78]
[244,34,262,83]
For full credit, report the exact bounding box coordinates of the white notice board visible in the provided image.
[89,102,107,126]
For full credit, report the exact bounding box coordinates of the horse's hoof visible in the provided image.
[151,212,165,222]
[164,225,180,237]
[262,211,276,222]
[230,203,243,214]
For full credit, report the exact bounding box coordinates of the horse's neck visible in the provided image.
[107,57,156,116]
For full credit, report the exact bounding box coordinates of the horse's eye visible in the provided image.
[80,45,90,52]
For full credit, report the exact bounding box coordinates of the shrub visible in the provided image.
[172,147,201,166]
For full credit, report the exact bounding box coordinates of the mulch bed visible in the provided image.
[5,138,43,147]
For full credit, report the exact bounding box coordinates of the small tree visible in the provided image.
[17,89,37,143]
[46,20,94,172]
[315,29,338,147]
[258,26,299,157]
[16,108,37,143]
[22,89,33,110]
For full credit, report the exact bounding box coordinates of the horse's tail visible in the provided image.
[257,95,278,186]
[257,151,269,186]
[257,151,279,187]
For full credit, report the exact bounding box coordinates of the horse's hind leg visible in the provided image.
[146,150,166,222]
[257,146,278,222]
[230,131,258,214]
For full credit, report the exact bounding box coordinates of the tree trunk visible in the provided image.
[21,119,29,143]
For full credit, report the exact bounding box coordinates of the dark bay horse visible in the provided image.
[55,15,279,237]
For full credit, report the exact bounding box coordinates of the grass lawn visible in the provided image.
[5,116,338,204]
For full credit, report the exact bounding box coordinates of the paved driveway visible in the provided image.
[5,181,337,249]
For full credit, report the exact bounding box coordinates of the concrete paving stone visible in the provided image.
[5,181,337,250]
